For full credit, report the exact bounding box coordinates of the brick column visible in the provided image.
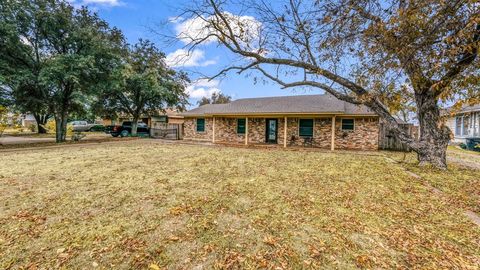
[331,116,336,151]
[212,117,216,143]
[284,116,287,148]
[245,117,249,145]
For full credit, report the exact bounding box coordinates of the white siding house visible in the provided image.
[446,105,480,144]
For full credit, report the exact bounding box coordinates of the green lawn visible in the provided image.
[0,141,479,269]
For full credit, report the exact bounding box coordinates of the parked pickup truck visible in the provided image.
[105,121,150,137]
[70,121,96,132]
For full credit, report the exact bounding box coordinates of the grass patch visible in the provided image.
[0,141,479,269]
[386,149,480,215]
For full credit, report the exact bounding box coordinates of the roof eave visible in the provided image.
[182,112,377,117]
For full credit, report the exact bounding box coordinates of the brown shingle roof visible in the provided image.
[182,94,376,116]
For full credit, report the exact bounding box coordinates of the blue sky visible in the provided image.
[69,0,322,106]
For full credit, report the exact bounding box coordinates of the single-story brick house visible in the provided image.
[181,94,380,150]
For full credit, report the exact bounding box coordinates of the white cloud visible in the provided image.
[186,79,221,99]
[165,49,217,68]
[68,0,123,7]
[173,12,262,50]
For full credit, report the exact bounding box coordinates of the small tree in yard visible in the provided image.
[197,91,232,106]
[173,0,480,169]
[98,40,189,136]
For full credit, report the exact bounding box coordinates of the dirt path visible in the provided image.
[447,156,480,170]
[0,135,54,145]
[0,137,141,153]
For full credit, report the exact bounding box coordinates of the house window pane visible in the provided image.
[237,118,246,134]
[299,119,314,137]
[455,116,462,136]
[342,119,355,131]
[463,115,469,136]
[196,118,205,132]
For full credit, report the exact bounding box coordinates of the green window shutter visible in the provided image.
[196,118,205,132]
[299,119,314,137]
[237,118,246,134]
[341,119,354,131]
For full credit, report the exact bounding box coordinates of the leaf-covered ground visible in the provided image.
[387,148,480,214]
[0,141,479,269]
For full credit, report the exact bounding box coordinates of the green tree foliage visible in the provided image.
[0,0,50,132]
[0,85,11,107]
[0,105,7,137]
[0,0,124,141]
[197,92,232,106]
[96,39,189,136]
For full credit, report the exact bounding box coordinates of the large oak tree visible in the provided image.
[0,0,124,141]
[96,40,189,136]
[0,0,51,133]
[173,0,480,168]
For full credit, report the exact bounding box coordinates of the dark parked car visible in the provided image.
[105,121,149,137]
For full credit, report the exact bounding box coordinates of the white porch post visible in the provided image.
[212,117,216,143]
[331,116,336,151]
[284,116,287,148]
[245,117,249,145]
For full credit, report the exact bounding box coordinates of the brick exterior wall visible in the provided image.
[247,118,266,144]
[183,116,379,150]
[215,117,245,144]
[184,117,213,141]
[335,117,379,150]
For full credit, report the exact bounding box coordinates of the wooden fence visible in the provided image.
[379,123,418,151]
[150,123,183,140]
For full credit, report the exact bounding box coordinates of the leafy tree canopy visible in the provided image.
[96,39,189,135]
[0,0,125,140]
[197,91,232,106]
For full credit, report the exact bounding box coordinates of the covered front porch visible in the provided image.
[206,114,378,150]
[211,115,336,149]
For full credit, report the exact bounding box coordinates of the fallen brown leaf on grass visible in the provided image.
[0,142,478,269]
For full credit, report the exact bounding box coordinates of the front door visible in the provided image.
[265,119,278,143]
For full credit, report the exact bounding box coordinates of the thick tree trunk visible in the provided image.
[55,111,68,143]
[33,113,48,134]
[413,91,450,169]
[131,115,139,136]
[368,91,450,169]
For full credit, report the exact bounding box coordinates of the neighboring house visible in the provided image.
[21,113,37,128]
[102,109,184,128]
[181,94,380,150]
[445,104,480,144]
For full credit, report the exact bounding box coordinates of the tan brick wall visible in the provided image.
[184,116,379,150]
[314,118,334,148]
[335,117,379,150]
[283,118,333,148]
[248,118,266,144]
[215,117,245,144]
[184,117,213,141]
